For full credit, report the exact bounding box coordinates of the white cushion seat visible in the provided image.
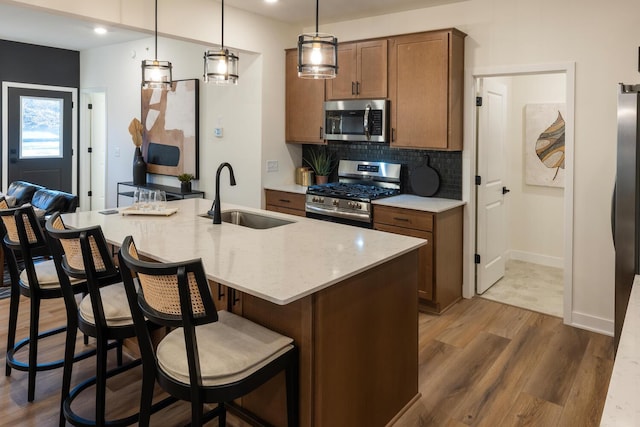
[157,310,294,387]
[19,259,83,289]
[78,282,135,327]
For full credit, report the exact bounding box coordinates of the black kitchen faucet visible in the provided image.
[209,162,236,224]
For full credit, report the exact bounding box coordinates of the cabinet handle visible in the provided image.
[392,128,396,142]
[356,81,360,95]
[231,289,240,306]
[352,81,356,95]
[319,126,323,139]
[278,199,291,203]
[217,283,225,300]
[393,217,410,222]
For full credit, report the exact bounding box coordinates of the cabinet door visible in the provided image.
[374,223,433,300]
[389,31,449,149]
[285,49,326,144]
[357,39,387,99]
[325,43,357,100]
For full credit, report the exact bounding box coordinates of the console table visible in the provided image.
[116,181,205,207]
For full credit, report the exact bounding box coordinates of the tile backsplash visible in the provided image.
[302,142,462,200]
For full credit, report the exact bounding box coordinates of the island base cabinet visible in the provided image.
[240,251,420,426]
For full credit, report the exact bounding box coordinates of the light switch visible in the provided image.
[214,127,223,138]
[266,160,278,172]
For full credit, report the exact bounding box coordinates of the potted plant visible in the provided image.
[177,173,195,192]
[304,147,335,184]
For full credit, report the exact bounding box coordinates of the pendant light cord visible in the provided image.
[221,0,225,49]
[154,0,158,60]
[315,0,319,33]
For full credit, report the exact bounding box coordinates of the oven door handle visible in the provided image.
[363,104,371,140]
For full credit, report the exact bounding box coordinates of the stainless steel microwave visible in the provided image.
[323,99,389,142]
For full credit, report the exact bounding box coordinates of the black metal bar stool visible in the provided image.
[0,202,94,402]
[118,235,299,427]
[46,213,173,427]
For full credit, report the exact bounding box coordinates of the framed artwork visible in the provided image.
[524,103,566,188]
[141,79,199,178]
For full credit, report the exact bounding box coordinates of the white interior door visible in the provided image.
[476,79,508,294]
[80,90,106,211]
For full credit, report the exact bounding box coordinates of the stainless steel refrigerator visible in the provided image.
[614,83,640,350]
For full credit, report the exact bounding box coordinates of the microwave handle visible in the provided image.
[364,104,371,140]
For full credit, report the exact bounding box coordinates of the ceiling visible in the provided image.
[0,0,464,51]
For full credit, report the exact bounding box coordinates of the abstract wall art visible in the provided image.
[141,79,199,178]
[524,103,566,188]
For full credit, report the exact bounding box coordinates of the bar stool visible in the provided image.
[118,235,299,427]
[0,203,93,402]
[46,213,173,427]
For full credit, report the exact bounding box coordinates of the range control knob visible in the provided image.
[312,197,318,203]
[333,199,339,206]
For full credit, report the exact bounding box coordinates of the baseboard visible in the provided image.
[508,250,563,269]
[569,311,614,336]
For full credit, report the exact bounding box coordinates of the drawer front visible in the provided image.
[265,190,306,211]
[266,204,306,217]
[373,205,433,231]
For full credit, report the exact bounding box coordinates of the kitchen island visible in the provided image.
[62,198,426,426]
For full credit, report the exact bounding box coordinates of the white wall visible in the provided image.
[503,74,565,267]
[316,0,639,334]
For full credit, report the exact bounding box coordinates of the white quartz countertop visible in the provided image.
[373,194,465,213]
[263,184,308,194]
[601,274,640,426]
[62,198,425,306]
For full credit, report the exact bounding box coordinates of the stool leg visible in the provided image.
[60,321,78,427]
[116,339,123,367]
[191,400,203,427]
[95,338,108,427]
[27,294,41,402]
[138,364,155,427]
[218,403,226,427]
[5,282,19,377]
[285,353,299,427]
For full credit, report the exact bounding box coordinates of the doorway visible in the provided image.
[469,64,574,323]
[1,82,77,192]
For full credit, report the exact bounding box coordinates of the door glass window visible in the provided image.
[19,96,63,158]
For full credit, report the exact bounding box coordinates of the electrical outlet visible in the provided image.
[214,127,223,138]
[266,160,278,172]
[114,147,120,157]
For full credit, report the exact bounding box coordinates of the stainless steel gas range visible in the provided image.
[305,160,401,227]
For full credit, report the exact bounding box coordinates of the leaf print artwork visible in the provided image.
[535,111,565,180]
[525,103,566,188]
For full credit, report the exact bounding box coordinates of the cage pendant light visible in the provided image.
[141,0,172,89]
[297,0,338,79]
[204,0,239,85]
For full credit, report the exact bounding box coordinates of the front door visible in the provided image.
[476,79,508,294]
[4,83,75,192]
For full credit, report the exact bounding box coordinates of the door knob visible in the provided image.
[502,186,510,194]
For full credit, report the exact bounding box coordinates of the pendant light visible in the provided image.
[141,0,172,89]
[297,0,338,79]
[204,0,239,85]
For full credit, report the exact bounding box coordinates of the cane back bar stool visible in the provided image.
[46,213,173,427]
[0,203,93,402]
[118,236,300,427]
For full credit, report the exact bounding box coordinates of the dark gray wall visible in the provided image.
[0,39,80,190]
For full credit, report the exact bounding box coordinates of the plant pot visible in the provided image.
[132,147,147,185]
[180,181,192,192]
[315,175,329,185]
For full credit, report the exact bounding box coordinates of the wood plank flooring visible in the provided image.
[0,294,613,426]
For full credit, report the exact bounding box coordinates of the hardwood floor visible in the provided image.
[0,294,613,426]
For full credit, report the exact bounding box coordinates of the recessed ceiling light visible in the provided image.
[94,27,107,35]
[265,0,278,3]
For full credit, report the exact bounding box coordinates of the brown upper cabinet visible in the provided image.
[325,40,388,100]
[388,29,466,150]
[285,48,326,144]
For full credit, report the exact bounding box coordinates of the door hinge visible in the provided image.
[476,96,483,106]
[87,190,92,197]
[88,103,93,110]
[87,147,92,153]
[475,254,481,264]
[475,175,481,185]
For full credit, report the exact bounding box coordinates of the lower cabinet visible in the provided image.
[373,204,463,314]
[211,282,242,314]
[265,189,306,217]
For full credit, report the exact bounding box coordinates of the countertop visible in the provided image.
[373,194,465,213]
[62,198,425,306]
[601,274,640,426]
[264,185,465,213]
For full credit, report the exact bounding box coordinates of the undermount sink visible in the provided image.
[199,210,294,229]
